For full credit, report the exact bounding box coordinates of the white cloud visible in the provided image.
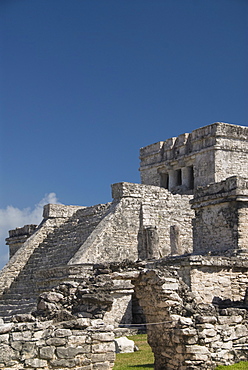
[0,193,60,270]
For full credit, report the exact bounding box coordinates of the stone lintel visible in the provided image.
[191,176,248,208]
[43,204,85,219]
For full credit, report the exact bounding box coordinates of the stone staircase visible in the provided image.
[0,203,111,321]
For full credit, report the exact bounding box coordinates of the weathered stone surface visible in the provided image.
[114,336,135,353]
[39,345,55,359]
[54,328,72,337]
[140,122,248,191]
[46,337,67,346]
[0,318,116,369]
[0,323,13,334]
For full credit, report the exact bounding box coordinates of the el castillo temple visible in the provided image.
[0,122,248,370]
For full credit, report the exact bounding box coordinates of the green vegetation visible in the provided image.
[215,362,248,369]
[113,334,154,370]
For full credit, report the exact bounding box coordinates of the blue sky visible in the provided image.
[0,0,247,269]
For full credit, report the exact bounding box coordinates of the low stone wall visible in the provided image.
[0,317,115,370]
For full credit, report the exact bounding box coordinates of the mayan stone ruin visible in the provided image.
[0,122,248,370]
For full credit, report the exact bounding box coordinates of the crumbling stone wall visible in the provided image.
[134,267,248,370]
[0,262,247,370]
[0,317,115,369]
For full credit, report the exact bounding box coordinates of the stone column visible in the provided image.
[168,170,177,190]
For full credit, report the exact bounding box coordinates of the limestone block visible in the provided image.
[33,330,44,340]
[201,328,217,337]
[0,334,9,343]
[235,324,248,338]
[92,362,112,370]
[114,337,135,353]
[218,316,243,325]
[46,337,67,346]
[10,341,22,351]
[0,344,18,363]
[179,317,193,326]
[54,328,72,337]
[11,331,32,341]
[49,358,76,368]
[56,346,79,359]
[24,358,48,368]
[174,328,197,336]
[0,323,13,334]
[39,346,55,359]
[92,341,115,354]
[67,334,87,345]
[91,352,115,363]
[185,345,210,355]
[91,332,115,342]
[21,341,37,359]
[196,316,217,324]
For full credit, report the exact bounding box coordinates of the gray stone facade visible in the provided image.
[140,122,248,193]
[0,122,248,369]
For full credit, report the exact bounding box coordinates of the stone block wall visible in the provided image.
[0,318,115,370]
[139,122,248,193]
[191,176,248,254]
[167,255,248,305]
[69,182,194,265]
[134,266,248,370]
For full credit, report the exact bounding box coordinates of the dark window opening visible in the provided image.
[160,173,169,189]
[176,169,182,186]
[188,166,194,189]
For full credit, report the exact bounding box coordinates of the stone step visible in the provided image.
[1,296,36,305]
[0,203,111,317]
[0,303,36,319]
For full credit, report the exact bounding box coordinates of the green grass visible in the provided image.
[113,334,154,370]
[215,362,248,369]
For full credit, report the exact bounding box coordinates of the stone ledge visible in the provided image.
[191,176,248,208]
[43,204,85,219]
[111,181,171,199]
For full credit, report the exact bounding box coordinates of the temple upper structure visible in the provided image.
[139,122,248,194]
